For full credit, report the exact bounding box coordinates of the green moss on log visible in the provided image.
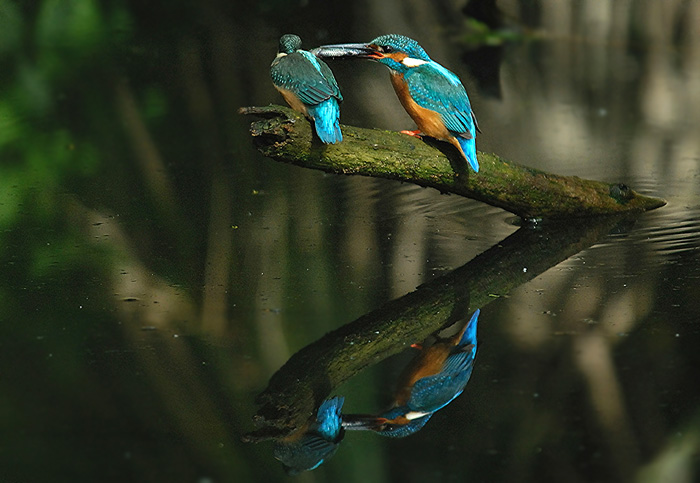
[240,105,666,219]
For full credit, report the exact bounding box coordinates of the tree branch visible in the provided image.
[240,105,665,219]
[243,216,629,441]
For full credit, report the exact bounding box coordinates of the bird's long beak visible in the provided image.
[341,414,388,430]
[311,43,380,60]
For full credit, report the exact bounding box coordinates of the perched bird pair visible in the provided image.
[344,309,480,437]
[270,33,480,172]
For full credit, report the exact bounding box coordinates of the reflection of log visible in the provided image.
[239,105,665,219]
[244,216,630,441]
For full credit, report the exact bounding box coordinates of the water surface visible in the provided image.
[1,1,699,482]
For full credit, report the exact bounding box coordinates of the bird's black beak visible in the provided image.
[311,43,379,60]
[341,414,388,431]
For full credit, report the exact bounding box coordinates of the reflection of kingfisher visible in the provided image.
[270,34,343,144]
[344,309,480,437]
[273,396,345,474]
[315,34,479,172]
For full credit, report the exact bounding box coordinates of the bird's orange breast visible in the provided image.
[393,345,451,406]
[275,87,308,116]
[389,73,451,141]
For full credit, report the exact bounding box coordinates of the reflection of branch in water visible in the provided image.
[244,215,632,440]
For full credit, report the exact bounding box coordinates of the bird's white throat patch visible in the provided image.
[401,57,428,67]
[404,411,430,420]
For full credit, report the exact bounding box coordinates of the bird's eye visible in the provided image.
[380,45,394,54]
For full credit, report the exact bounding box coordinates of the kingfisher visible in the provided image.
[343,309,480,437]
[270,34,343,144]
[314,34,480,172]
[272,396,345,474]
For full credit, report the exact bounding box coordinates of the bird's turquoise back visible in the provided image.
[270,42,343,143]
[315,396,344,438]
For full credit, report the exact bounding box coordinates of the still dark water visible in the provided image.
[2,1,699,482]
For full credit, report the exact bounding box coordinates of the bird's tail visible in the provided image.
[455,135,479,173]
[458,309,480,347]
[308,99,342,144]
[316,396,344,437]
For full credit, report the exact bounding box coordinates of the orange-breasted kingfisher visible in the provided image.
[270,34,343,144]
[272,396,345,474]
[343,309,480,437]
[314,34,480,172]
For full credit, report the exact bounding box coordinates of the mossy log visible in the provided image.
[244,216,629,441]
[240,105,665,219]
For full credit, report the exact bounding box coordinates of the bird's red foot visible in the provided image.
[400,130,423,138]
[410,343,424,350]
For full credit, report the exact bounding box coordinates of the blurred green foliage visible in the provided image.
[0,0,113,228]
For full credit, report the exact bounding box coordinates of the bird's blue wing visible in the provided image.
[270,51,342,106]
[408,343,477,412]
[409,367,474,412]
[312,53,343,102]
[404,62,475,138]
[273,435,340,475]
[407,310,480,411]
